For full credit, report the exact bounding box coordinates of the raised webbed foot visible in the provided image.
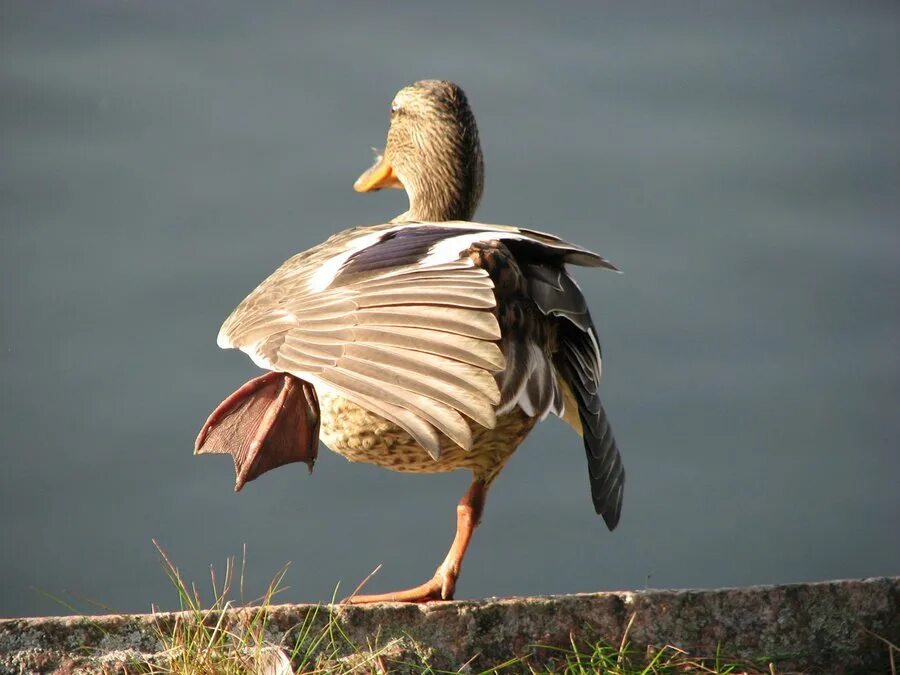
[195,372,320,491]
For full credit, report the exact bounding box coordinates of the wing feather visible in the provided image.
[217,221,618,457]
[355,306,500,340]
[334,356,496,429]
[357,276,492,291]
[351,326,505,371]
[355,287,495,309]
[344,344,500,404]
[317,370,472,452]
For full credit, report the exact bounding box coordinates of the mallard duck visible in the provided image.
[196,80,624,603]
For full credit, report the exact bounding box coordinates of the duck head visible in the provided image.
[354,80,484,222]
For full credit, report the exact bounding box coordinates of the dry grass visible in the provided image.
[138,543,796,675]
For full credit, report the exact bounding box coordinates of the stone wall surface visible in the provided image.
[1,577,897,674]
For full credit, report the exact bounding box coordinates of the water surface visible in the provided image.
[1,1,898,616]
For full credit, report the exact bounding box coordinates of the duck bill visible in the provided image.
[354,153,403,192]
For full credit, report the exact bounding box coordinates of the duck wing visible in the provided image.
[217,222,619,467]
[218,224,501,457]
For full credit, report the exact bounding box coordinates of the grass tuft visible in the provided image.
[525,633,776,674]
[520,612,782,675]
[145,539,294,674]
[140,546,884,674]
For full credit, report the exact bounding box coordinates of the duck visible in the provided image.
[196,80,625,603]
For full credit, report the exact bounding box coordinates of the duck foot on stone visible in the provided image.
[344,479,486,604]
[344,566,458,604]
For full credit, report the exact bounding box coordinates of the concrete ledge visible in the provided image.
[1,577,897,673]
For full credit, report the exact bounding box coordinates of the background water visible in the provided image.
[1,1,898,618]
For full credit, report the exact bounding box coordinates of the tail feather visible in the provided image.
[581,403,624,529]
[498,245,624,529]
[526,262,623,530]
[559,351,625,530]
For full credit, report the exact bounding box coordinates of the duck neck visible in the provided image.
[395,151,484,223]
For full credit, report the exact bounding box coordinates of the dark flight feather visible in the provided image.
[520,260,624,530]
[555,316,624,530]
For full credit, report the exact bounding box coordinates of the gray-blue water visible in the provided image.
[2,2,898,618]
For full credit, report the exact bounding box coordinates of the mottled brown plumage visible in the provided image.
[355,80,483,222]
[196,80,624,604]
[320,390,536,485]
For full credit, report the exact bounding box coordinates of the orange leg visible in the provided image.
[345,479,486,603]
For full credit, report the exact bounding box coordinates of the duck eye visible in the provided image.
[390,100,401,114]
